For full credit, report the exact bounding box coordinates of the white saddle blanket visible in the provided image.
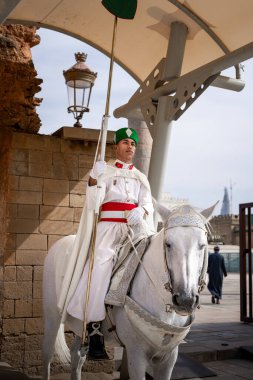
[105,234,150,307]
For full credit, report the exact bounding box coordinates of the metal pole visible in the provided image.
[81,16,118,351]
[148,22,188,224]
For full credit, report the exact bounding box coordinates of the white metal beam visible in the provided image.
[114,42,253,124]
[0,0,21,24]
[147,22,188,219]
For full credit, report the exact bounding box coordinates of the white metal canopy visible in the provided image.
[2,0,253,83]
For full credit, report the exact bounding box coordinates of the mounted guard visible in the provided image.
[66,126,154,359]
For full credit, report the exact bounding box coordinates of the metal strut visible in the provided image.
[114,42,253,130]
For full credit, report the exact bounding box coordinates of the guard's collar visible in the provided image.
[114,160,134,170]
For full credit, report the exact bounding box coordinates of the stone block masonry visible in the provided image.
[0,128,114,375]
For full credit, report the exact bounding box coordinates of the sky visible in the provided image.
[32,28,253,215]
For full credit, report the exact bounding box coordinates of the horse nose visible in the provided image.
[172,292,199,312]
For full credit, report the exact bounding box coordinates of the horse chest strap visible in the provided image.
[124,296,192,351]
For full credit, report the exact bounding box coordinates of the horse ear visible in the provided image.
[201,201,219,221]
[155,200,172,222]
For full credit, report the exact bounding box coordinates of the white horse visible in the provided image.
[42,202,215,380]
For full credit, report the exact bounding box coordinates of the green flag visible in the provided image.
[102,0,137,19]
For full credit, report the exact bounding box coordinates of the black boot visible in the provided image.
[87,322,109,360]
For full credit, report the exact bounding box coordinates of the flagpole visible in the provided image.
[81,15,118,352]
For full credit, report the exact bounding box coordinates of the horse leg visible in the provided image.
[119,348,129,380]
[42,313,61,380]
[152,347,178,380]
[70,335,86,380]
[123,346,147,380]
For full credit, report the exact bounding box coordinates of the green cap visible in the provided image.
[114,127,138,145]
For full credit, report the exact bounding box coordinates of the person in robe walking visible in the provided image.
[67,127,154,359]
[207,245,227,304]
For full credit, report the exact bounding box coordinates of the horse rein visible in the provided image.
[126,227,173,309]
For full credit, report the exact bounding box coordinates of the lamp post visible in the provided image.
[63,52,97,127]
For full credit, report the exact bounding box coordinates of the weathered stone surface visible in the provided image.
[0,130,115,375]
[70,193,85,208]
[3,299,15,318]
[70,180,86,195]
[0,335,25,367]
[2,318,25,335]
[15,299,33,318]
[74,207,83,222]
[4,266,16,281]
[6,204,18,219]
[43,192,70,207]
[44,179,69,193]
[25,317,43,334]
[33,266,43,281]
[33,281,42,299]
[6,217,39,233]
[16,234,47,250]
[4,250,16,266]
[17,266,33,281]
[40,205,74,221]
[9,190,42,205]
[48,234,64,249]
[4,280,32,299]
[0,24,42,133]
[32,299,43,317]
[5,233,16,250]
[16,249,47,265]
[18,204,40,219]
[9,160,29,176]
[19,176,43,192]
[39,219,74,235]
[9,175,19,190]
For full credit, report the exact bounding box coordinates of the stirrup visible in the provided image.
[87,322,110,361]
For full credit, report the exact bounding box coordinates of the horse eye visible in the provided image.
[166,243,171,249]
[199,244,206,250]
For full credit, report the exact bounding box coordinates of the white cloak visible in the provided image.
[57,162,154,324]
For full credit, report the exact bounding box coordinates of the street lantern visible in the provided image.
[63,52,97,127]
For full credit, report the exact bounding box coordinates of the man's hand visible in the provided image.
[127,206,145,226]
[90,161,107,180]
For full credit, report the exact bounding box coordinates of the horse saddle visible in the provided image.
[105,234,150,307]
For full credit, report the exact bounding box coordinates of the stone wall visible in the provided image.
[0,128,114,375]
[210,215,240,245]
[0,24,42,133]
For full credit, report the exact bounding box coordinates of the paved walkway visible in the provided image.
[179,273,253,379]
[1,273,253,379]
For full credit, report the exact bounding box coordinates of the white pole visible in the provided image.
[148,22,188,225]
[81,16,118,350]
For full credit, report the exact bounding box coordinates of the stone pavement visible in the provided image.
[179,273,253,379]
[1,273,253,379]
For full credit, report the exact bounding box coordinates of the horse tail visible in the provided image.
[54,323,71,364]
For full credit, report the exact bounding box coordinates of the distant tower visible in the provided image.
[220,187,230,215]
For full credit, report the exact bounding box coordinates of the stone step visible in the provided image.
[239,346,253,360]
[0,362,119,380]
[0,363,31,380]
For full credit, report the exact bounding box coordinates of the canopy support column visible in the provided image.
[0,0,21,23]
[148,22,188,210]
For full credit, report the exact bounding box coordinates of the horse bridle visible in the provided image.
[163,227,209,296]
